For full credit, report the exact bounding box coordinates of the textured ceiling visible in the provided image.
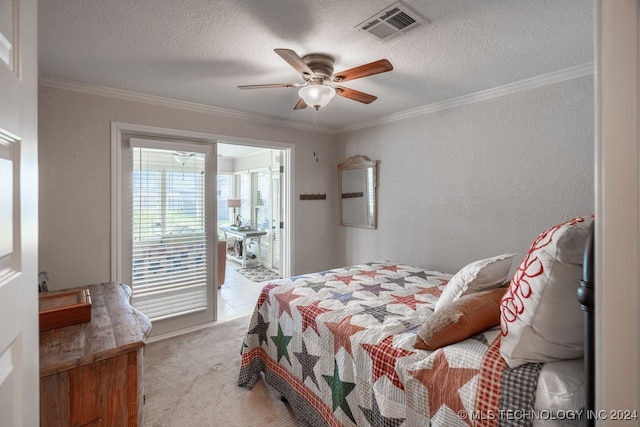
[38,0,593,130]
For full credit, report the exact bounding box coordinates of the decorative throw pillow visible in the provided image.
[414,286,508,351]
[434,253,515,312]
[499,215,594,368]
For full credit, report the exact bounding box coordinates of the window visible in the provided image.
[234,169,270,229]
[239,172,251,226]
[217,174,233,231]
[129,141,213,324]
[252,170,270,230]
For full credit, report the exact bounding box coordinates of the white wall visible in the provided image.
[38,86,338,289]
[38,75,594,287]
[237,150,272,169]
[217,157,234,173]
[336,76,594,274]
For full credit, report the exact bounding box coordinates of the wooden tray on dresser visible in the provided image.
[39,288,92,331]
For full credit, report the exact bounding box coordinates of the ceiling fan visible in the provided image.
[238,48,393,110]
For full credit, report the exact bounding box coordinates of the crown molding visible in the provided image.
[38,75,336,134]
[337,63,594,133]
[41,63,593,135]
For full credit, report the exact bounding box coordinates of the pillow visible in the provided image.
[534,359,585,412]
[499,215,594,368]
[414,286,508,351]
[434,253,515,312]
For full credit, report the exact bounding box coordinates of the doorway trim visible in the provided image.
[110,122,295,321]
[594,0,640,414]
[211,139,294,278]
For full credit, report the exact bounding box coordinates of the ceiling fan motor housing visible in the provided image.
[302,54,334,79]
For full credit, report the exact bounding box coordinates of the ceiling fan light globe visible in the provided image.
[298,85,336,109]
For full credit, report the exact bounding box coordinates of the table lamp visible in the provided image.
[227,199,242,226]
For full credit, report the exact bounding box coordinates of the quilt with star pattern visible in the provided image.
[238,262,539,427]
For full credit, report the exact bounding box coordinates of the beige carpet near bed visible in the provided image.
[143,315,301,427]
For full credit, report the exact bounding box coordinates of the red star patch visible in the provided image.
[416,286,443,299]
[297,300,332,335]
[358,270,379,278]
[324,315,367,356]
[409,350,478,424]
[257,283,279,308]
[380,265,400,272]
[334,275,358,285]
[274,288,302,318]
[390,294,424,310]
[361,335,415,390]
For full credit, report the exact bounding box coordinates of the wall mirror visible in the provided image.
[338,155,378,229]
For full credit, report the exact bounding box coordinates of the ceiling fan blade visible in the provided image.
[331,59,393,82]
[238,82,302,89]
[274,48,314,76]
[335,86,378,104]
[293,98,308,110]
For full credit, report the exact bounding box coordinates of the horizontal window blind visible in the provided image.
[217,174,232,228]
[252,170,270,230]
[131,147,208,321]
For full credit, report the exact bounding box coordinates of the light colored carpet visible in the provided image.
[143,315,301,426]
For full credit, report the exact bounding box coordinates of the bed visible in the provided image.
[238,215,593,426]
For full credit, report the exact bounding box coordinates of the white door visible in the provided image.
[122,138,216,337]
[0,0,40,425]
[111,127,217,337]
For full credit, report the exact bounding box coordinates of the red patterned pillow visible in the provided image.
[499,215,594,368]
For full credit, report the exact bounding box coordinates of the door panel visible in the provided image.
[0,0,39,425]
[112,125,222,334]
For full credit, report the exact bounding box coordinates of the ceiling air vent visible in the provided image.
[356,1,426,43]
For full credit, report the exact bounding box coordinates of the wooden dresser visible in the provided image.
[39,282,152,426]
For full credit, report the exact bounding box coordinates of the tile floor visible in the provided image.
[216,260,267,322]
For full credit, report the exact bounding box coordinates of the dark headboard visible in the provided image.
[577,221,594,426]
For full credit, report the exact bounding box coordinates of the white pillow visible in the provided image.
[499,215,594,368]
[534,359,585,412]
[434,253,516,312]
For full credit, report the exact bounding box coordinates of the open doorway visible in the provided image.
[216,142,290,321]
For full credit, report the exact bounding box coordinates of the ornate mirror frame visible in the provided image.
[338,155,378,229]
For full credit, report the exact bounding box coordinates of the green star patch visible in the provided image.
[270,323,292,365]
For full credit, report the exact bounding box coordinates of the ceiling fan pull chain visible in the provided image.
[313,109,319,163]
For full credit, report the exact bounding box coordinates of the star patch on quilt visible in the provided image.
[247,312,270,347]
[361,335,415,390]
[274,288,303,318]
[270,323,293,365]
[294,338,321,389]
[359,391,405,426]
[297,300,332,335]
[323,360,357,423]
[325,315,366,356]
[410,350,479,425]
